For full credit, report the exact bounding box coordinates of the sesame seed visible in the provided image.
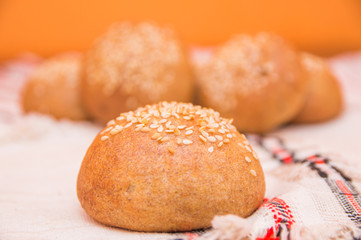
[101,126,113,134]
[108,102,240,150]
[238,142,244,147]
[166,121,172,128]
[174,128,181,135]
[252,151,258,159]
[157,126,164,132]
[141,127,151,132]
[101,136,109,141]
[168,147,175,154]
[208,129,216,133]
[201,130,209,138]
[110,129,120,135]
[150,124,159,129]
[245,145,252,152]
[162,112,171,118]
[215,135,223,141]
[140,118,149,124]
[245,156,252,162]
[232,133,237,137]
[107,120,115,126]
[208,146,214,153]
[114,125,123,130]
[199,135,207,143]
[185,130,193,135]
[250,170,257,176]
[161,137,169,142]
[227,133,233,138]
[208,136,216,142]
[151,133,161,140]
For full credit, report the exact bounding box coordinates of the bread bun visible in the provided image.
[293,53,343,123]
[81,22,194,124]
[77,102,265,232]
[22,53,88,120]
[195,33,308,133]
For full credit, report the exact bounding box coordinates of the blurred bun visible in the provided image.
[82,22,194,124]
[195,33,308,133]
[22,53,88,120]
[77,102,265,232]
[293,53,343,123]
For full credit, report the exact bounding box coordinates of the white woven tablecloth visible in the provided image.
[0,51,361,240]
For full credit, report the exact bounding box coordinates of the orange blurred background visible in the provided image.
[1,0,361,60]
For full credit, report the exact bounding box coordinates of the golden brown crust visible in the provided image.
[195,33,308,133]
[81,22,194,124]
[22,53,88,120]
[77,102,265,232]
[293,53,343,123]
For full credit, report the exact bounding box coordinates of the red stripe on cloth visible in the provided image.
[185,233,199,240]
[336,180,361,215]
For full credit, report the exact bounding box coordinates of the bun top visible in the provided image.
[84,22,188,99]
[99,101,258,163]
[197,32,302,112]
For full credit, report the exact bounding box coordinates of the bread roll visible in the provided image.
[77,102,265,232]
[81,22,194,124]
[293,53,343,123]
[195,33,308,133]
[22,53,88,120]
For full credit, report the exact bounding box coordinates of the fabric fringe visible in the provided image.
[199,215,361,240]
[198,215,251,240]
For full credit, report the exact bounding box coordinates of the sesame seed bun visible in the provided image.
[292,53,343,123]
[81,22,194,124]
[22,53,88,120]
[195,33,308,133]
[77,102,265,232]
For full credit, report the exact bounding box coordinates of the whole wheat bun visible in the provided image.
[195,33,308,133]
[292,53,343,123]
[22,53,88,120]
[81,22,194,124]
[77,102,265,232]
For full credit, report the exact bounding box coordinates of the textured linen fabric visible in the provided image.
[0,51,361,240]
